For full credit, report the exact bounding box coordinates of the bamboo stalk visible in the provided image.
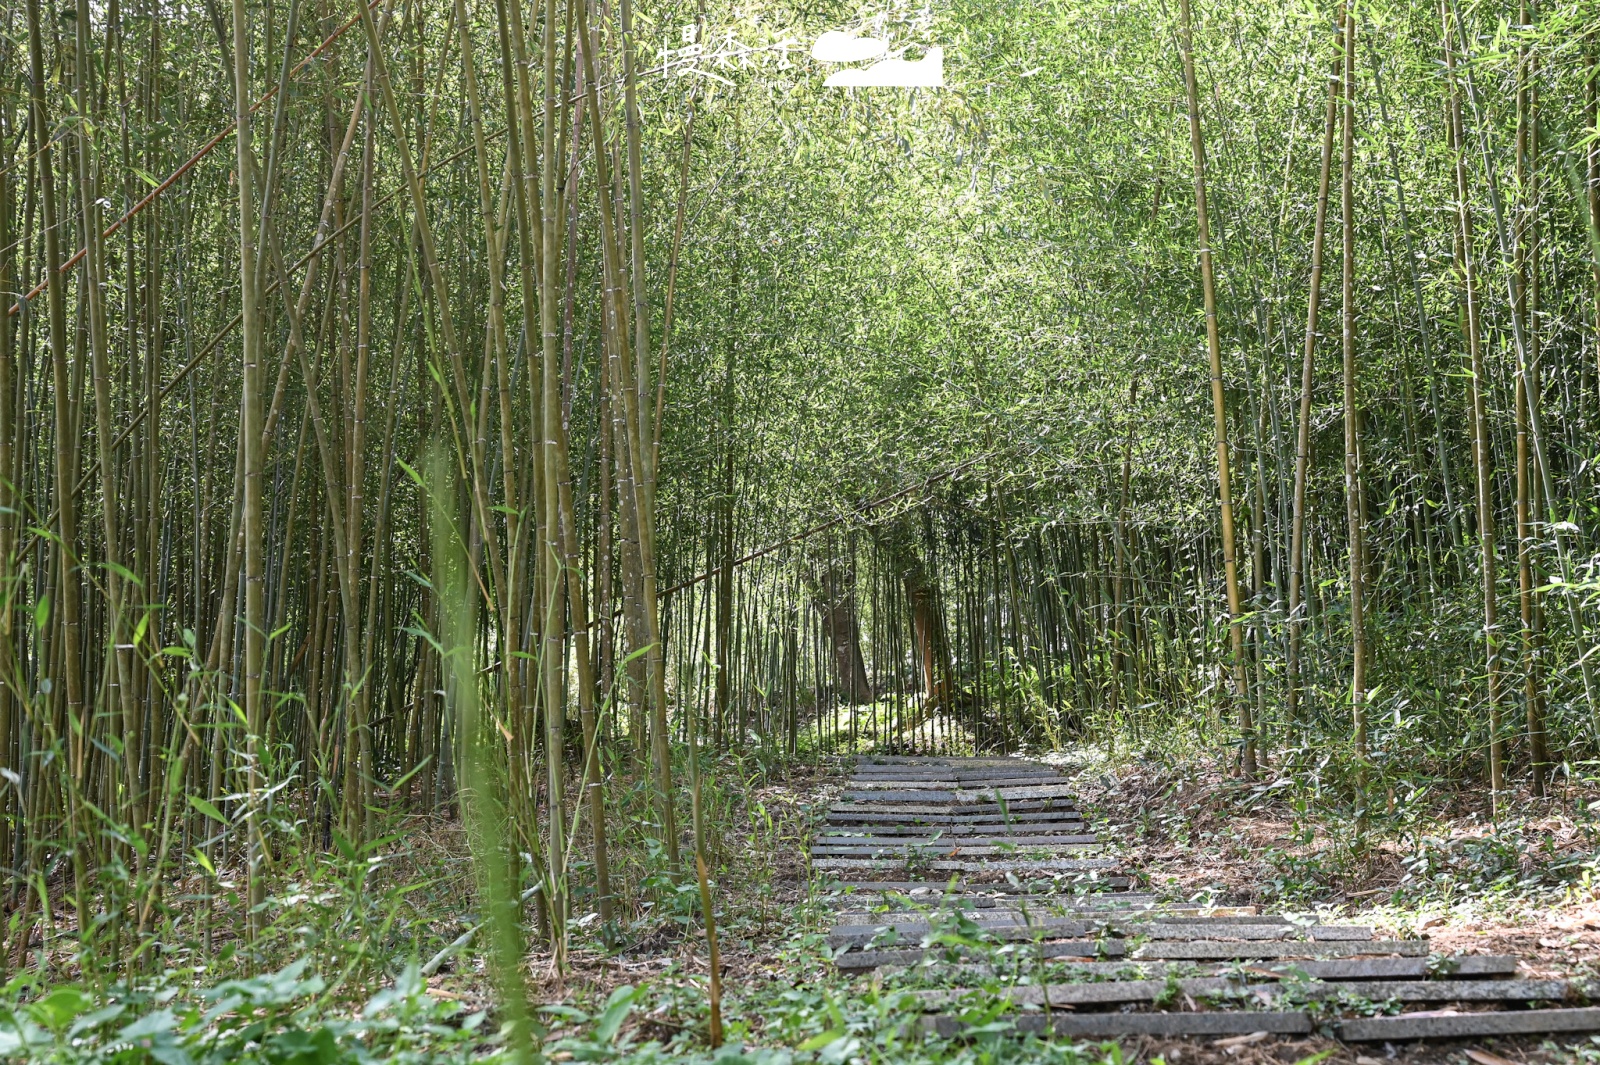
[1514,3,1547,796]
[1176,0,1254,777]
[1441,0,1502,804]
[1288,28,1340,734]
[1339,4,1367,770]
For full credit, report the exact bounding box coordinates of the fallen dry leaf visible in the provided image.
[1212,1031,1269,1049]
[1355,1057,1384,1065]
[1556,908,1600,932]
[1464,1050,1519,1065]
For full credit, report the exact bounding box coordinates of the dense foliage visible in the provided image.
[2,0,1600,1056]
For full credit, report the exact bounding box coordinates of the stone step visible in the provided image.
[1336,1006,1600,1041]
[825,815,1088,831]
[827,919,1370,949]
[847,776,1066,789]
[921,1012,1313,1038]
[873,955,1521,982]
[829,804,1081,818]
[836,936,1425,971]
[832,907,1265,923]
[1132,938,1429,961]
[813,856,1120,874]
[818,834,1100,847]
[811,843,1104,858]
[840,784,1079,804]
[835,939,1123,971]
[854,756,1041,766]
[909,978,1568,1009]
[827,879,1139,896]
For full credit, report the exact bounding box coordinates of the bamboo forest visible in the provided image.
[8,0,1600,1059]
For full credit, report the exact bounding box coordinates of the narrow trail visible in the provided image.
[812,755,1600,1044]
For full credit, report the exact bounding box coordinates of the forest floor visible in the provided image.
[1052,752,1600,1065]
[407,748,1600,1065]
[19,750,1600,1065]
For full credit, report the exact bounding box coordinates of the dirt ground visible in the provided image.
[1064,757,1600,1065]
[430,754,1600,1062]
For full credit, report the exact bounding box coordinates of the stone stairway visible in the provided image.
[815,754,1600,1043]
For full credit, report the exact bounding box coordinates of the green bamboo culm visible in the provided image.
[426,440,538,1065]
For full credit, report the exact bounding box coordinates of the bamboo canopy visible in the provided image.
[0,0,1596,984]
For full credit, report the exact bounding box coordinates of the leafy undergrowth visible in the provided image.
[1063,744,1600,962]
[0,924,1137,1065]
[0,749,1124,1065]
[14,746,1600,1064]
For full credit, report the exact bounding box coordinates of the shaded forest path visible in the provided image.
[809,756,1600,1045]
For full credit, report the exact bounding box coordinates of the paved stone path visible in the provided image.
[815,755,1600,1043]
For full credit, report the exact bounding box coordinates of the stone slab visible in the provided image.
[828,920,1367,948]
[820,824,1092,837]
[872,956,1519,983]
[819,834,1101,847]
[922,1012,1313,1038]
[825,876,1139,889]
[826,808,1083,822]
[856,756,1041,766]
[1133,940,1428,961]
[1336,1006,1600,1041]
[912,978,1566,1009]
[811,844,1104,858]
[813,857,1120,873]
[835,938,1125,971]
[851,777,1075,783]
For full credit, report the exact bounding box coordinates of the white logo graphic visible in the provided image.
[811,31,889,63]
[812,31,944,87]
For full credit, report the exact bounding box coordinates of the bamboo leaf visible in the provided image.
[188,796,228,825]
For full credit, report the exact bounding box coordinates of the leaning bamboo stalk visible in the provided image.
[0,85,15,923]
[454,0,523,712]
[549,60,614,935]
[1447,0,1599,745]
[1339,5,1367,769]
[27,0,93,946]
[337,69,379,843]
[1513,5,1548,795]
[1590,35,1600,407]
[230,0,271,934]
[575,0,680,867]
[351,0,505,614]
[485,0,541,870]
[1175,0,1254,776]
[1441,0,1502,802]
[73,5,141,845]
[652,0,708,468]
[1287,32,1340,733]
[619,0,654,474]
[5,0,387,320]
[539,0,569,967]
[1365,50,1460,558]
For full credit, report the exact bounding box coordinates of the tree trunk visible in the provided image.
[815,560,874,706]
